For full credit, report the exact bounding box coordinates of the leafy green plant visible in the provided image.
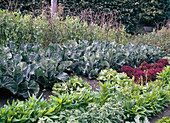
[157,66,170,85]
[94,81,115,106]
[0,94,49,123]
[42,98,125,123]
[0,87,124,123]
[0,41,73,97]
[0,10,129,46]
[0,40,167,97]
[156,117,170,123]
[131,27,170,54]
[67,40,166,79]
[1,67,170,122]
[35,58,71,87]
[0,43,39,98]
[52,76,91,96]
[97,68,170,122]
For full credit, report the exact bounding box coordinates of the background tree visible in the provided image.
[51,0,57,18]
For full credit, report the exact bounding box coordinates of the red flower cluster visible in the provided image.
[121,59,169,84]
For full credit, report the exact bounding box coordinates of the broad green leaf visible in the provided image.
[14,73,23,85]
[56,72,69,82]
[0,76,18,94]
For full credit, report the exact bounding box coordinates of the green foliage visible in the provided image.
[157,66,170,85]
[0,10,56,47]
[0,67,170,122]
[97,68,170,122]
[52,76,91,96]
[58,0,169,33]
[53,15,129,44]
[0,10,129,46]
[0,10,35,45]
[0,10,169,55]
[131,27,170,55]
[1,0,169,34]
[72,41,166,78]
[0,42,39,98]
[94,81,115,106]
[0,87,124,123]
[0,40,166,97]
[156,117,170,123]
[0,41,71,97]
[0,40,167,97]
[0,0,50,15]
[0,94,49,123]
[42,98,124,123]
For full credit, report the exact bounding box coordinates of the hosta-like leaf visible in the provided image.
[56,72,69,82]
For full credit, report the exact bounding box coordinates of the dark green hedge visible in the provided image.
[58,0,170,33]
[0,0,50,15]
[0,0,169,33]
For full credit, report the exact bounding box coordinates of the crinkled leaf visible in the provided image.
[58,61,73,72]
[18,80,40,98]
[0,76,18,94]
[14,73,24,85]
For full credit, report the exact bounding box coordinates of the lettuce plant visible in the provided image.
[121,59,169,84]
[157,59,170,67]
[97,68,170,122]
[52,76,91,96]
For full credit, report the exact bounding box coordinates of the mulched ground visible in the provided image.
[0,74,169,122]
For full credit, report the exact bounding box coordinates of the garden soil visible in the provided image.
[0,74,169,122]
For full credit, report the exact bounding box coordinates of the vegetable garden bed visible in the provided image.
[0,73,170,122]
[0,40,169,122]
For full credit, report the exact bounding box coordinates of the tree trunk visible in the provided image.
[51,0,57,18]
